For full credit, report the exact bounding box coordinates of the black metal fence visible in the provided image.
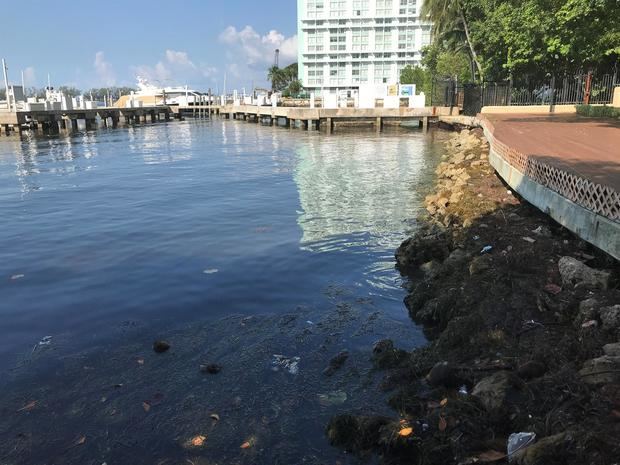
[433,71,619,116]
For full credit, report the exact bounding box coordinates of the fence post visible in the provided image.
[584,71,593,105]
[508,76,513,106]
[549,75,556,113]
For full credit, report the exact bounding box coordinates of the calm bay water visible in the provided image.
[0,120,446,464]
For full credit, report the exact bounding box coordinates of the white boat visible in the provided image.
[116,77,211,107]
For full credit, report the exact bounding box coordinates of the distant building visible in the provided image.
[297,0,432,96]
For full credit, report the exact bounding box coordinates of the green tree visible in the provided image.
[436,50,472,82]
[421,0,485,80]
[57,86,81,98]
[266,63,300,93]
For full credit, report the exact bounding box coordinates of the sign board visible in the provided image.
[400,84,416,97]
[388,85,399,96]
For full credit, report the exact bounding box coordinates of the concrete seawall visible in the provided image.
[480,115,619,260]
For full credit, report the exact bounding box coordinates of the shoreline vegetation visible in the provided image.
[327,128,620,464]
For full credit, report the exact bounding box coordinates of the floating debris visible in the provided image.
[271,354,300,375]
[10,274,25,280]
[318,391,347,407]
[480,245,493,254]
[203,269,219,274]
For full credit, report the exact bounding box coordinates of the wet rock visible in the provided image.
[200,363,222,374]
[579,355,620,385]
[443,248,468,270]
[558,256,610,290]
[517,361,547,380]
[326,414,392,452]
[427,361,460,388]
[513,432,571,465]
[372,339,408,369]
[395,226,450,273]
[574,298,599,327]
[469,255,493,275]
[471,371,516,413]
[153,340,170,353]
[420,260,443,280]
[600,305,620,330]
[323,350,349,376]
[603,343,620,357]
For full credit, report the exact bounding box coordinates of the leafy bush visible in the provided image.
[576,104,620,119]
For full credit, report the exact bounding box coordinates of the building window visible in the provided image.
[329,28,347,51]
[374,62,392,83]
[329,62,347,85]
[421,27,431,46]
[329,0,346,17]
[307,1,325,19]
[399,0,416,15]
[375,28,392,51]
[307,31,325,52]
[398,27,415,50]
[376,0,393,16]
[351,62,369,83]
[352,0,369,16]
[351,29,369,51]
[307,64,324,85]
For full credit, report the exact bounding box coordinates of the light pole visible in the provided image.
[2,59,11,111]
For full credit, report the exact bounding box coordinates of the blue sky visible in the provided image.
[1,0,297,92]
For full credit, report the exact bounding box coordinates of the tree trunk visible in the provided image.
[457,2,484,81]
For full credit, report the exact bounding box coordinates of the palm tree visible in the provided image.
[421,0,484,81]
[267,65,281,92]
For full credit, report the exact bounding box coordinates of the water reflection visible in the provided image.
[295,133,434,252]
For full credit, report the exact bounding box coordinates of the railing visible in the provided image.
[434,71,619,115]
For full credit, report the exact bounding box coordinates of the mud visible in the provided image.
[328,129,620,465]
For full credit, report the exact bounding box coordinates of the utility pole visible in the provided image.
[2,59,10,110]
[274,49,280,68]
[21,70,25,98]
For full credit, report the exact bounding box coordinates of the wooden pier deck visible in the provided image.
[1,103,457,134]
[221,104,457,132]
[0,105,175,133]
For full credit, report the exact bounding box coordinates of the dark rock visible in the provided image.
[426,361,460,388]
[558,256,610,290]
[513,432,571,465]
[517,361,547,380]
[323,350,349,376]
[395,225,450,274]
[471,371,520,413]
[153,340,170,353]
[469,255,493,275]
[372,339,408,369]
[326,414,392,452]
[600,305,620,330]
[579,355,620,385]
[200,363,222,374]
[574,298,599,327]
[603,343,620,357]
[420,260,443,280]
[443,248,468,270]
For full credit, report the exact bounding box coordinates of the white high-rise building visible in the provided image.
[297,0,432,96]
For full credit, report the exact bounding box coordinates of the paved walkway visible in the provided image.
[482,114,619,192]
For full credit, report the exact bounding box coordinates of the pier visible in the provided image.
[221,104,456,132]
[0,103,458,135]
[0,105,174,134]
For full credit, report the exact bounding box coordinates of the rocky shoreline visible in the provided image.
[327,129,620,464]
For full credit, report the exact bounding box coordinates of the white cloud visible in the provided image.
[219,26,297,67]
[94,51,116,86]
[23,67,36,87]
[130,50,217,87]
